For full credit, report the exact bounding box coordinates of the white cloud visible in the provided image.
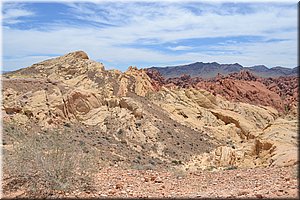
[2,4,35,24]
[2,2,297,71]
[168,46,193,51]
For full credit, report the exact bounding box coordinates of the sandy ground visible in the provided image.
[5,165,298,198]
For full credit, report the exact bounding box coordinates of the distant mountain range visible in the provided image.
[148,62,298,78]
[1,70,12,74]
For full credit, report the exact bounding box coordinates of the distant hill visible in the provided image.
[1,70,12,74]
[148,62,298,78]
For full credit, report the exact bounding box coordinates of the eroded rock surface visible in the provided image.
[146,69,298,115]
[2,51,298,173]
[146,86,297,169]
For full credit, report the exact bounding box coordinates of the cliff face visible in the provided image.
[2,51,298,171]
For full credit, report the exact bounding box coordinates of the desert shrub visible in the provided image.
[284,104,291,113]
[171,160,182,165]
[3,124,97,197]
[171,167,188,179]
[205,165,217,171]
[224,165,238,170]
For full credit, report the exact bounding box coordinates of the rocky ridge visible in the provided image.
[149,61,298,78]
[2,51,298,198]
[2,51,214,168]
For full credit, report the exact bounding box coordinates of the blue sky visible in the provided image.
[2,1,297,71]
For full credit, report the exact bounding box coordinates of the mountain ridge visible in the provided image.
[148,62,298,78]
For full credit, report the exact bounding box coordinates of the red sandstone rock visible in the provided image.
[146,69,298,113]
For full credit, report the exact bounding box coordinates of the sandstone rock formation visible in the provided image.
[2,51,298,173]
[183,117,298,170]
[146,69,298,115]
[2,52,215,170]
[195,77,284,111]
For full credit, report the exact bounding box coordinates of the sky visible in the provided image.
[1,0,298,71]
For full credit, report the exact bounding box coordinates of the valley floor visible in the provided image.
[4,165,298,198]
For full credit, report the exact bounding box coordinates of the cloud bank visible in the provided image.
[2,1,297,71]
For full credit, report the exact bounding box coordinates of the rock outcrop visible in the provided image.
[145,69,298,115]
[2,51,298,171]
[7,51,104,79]
[122,66,155,97]
[195,77,284,111]
[183,118,298,170]
[146,85,298,169]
